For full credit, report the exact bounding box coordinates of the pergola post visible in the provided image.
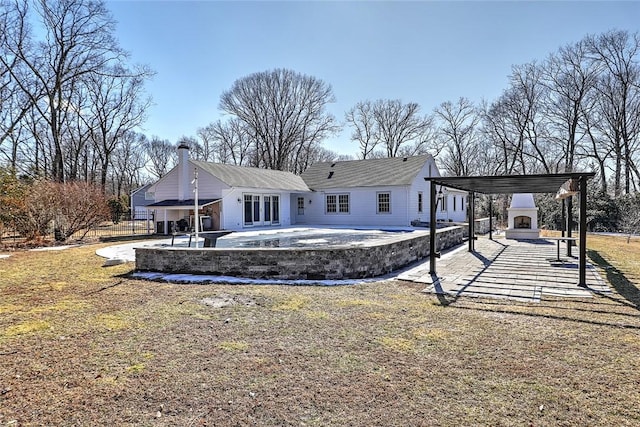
[468,192,475,252]
[489,196,493,240]
[567,196,573,257]
[561,199,566,238]
[579,176,587,287]
[429,180,437,275]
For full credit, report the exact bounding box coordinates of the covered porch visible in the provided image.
[146,198,221,234]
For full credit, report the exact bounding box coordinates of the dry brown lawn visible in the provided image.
[1,235,639,426]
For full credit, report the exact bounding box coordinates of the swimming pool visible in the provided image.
[214,227,414,248]
[136,225,467,280]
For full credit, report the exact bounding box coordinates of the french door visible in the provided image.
[243,194,280,226]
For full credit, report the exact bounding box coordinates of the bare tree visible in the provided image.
[144,137,175,179]
[433,97,481,176]
[0,0,35,172]
[345,99,433,159]
[198,119,253,165]
[541,39,599,173]
[345,101,378,159]
[484,88,528,175]
[219,68,339,172]
[484,63,557,175]
[578,93,612,192]
[585,30,640,195]
[83,64,151,190]
[374,99,432,158]
[109,131,147,198]
[1,0,129,182]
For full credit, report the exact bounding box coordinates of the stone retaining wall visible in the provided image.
[454,217,493,238]
[135,226,467,280]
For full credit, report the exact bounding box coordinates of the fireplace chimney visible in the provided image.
[177,142,190,201]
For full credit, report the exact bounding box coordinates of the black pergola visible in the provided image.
[425,172,596,287]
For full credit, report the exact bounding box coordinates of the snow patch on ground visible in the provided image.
[0,254,10,259]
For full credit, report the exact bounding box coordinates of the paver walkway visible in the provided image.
[397,237,610,302]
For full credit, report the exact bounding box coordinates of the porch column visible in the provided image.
[578,176,587,287]
[163,210,168,235]
[429,180,437,275]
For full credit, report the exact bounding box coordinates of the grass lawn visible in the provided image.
[1,234,639,426]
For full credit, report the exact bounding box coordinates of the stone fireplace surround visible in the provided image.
[505,193,540,239]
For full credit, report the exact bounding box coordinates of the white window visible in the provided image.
[326,193,349,214]
[453,196,457,211]
[338,194,349,213]
[144,191,155,201]
[418,192,423,213]
[377,192,391,214]
[438,195,447,212]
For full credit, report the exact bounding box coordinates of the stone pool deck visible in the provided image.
[397,237,610,302]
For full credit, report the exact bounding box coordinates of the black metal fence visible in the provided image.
[0,210,156,248]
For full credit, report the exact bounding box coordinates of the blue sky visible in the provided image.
[106,0,640,156]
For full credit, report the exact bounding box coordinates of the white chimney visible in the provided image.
[505,193,540,239]
[177,143,190,200]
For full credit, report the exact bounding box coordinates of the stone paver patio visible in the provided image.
[397,237,611,302]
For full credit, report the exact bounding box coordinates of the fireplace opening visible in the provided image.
[514,215,531,229]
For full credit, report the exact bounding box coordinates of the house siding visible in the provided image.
[150,168,180,202]
[301,186,409,227]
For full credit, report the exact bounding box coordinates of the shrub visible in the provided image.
[11,180,110,242]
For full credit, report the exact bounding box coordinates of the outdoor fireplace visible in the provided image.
[513,215,531,229]
[505,193,540,239]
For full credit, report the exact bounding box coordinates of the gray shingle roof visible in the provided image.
[301,155,432,189]
[192,160,311,192]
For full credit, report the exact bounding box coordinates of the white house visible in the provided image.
[299,155,467,227]
[146,145,467,233]
[146,143,311,233]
